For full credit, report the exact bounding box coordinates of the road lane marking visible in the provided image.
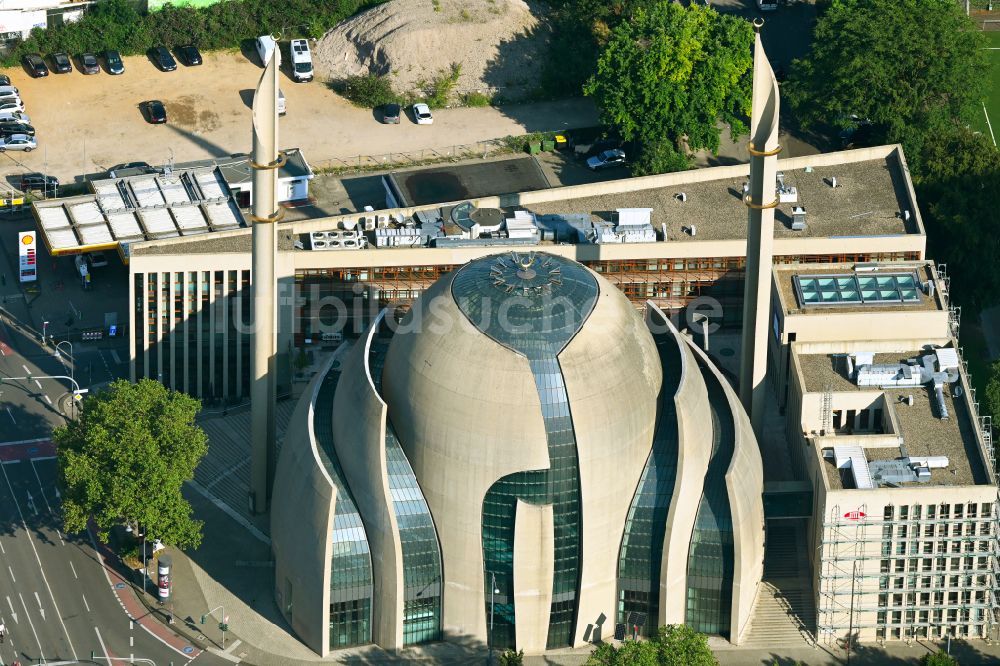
[44,394,52,405]
[69,561,77,579]
[1,463,77,661]
[34,591,45,620]
[0,540,4,553]
[82,595,90,612]
[130,636,133,647]
[17,592,44,664]
[0,437,49,446]
[130,620,133,631]
[31,456,56,462]
[7,566,14,583]
[21,364,28,374]
[95,626,112,666]
[33,379,41,390]
[30,458,55,516]
[5,408,14,424]
[5,595,17,623]
[25,490,36,514]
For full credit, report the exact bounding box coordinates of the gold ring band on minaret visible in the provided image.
[743,193,779,210]
[747,141,781,157]
[250,152,288,171]
[249,208,286,224]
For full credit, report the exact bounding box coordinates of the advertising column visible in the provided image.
[157,554,172,602]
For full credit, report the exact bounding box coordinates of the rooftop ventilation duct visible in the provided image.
[791,206,806,231]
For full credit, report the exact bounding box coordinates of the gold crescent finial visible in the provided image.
[753,17,764,32]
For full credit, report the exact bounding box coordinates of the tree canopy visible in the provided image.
[784,0,987,164]
[584,625,718,666]
[583,2,754,174]
[921,650,960,666]
[55,378,208,549]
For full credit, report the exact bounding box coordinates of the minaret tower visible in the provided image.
[738,19,780,438]
[249,46,283,514]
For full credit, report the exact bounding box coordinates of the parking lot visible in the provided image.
[0,49,598,190]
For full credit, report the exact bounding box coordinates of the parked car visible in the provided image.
[151,46,177,72]
[178,44,202,66]
[142,100,167,124]
[0,86,21,103]
[412,103,433,125]
[255,35,276,66]
[586,148,627,171]
[0,134,36,151]
[88,251,109,268]
[80,53,100,74]
[18,172,57,192]
[290,38,313,82]
[50,52,72,74]
[0,100,26,114]
[105,50,125,75]
[0,75,11,87]
[382,102,401,124]
[0,111,30,125]
[109,161,151,176]
[23,54,47,78]
[0,122,35,137]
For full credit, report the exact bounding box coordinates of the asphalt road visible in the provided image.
[0,455,225,666]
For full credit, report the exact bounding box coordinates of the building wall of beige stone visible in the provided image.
[681,325,765,644]
[381,273,551,643]
[561,273,662,646]
[512,500,555,653]
[331,326,405,650]
[646,306,713,626]
[270,355,336,656]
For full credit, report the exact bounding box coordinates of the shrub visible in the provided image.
[333,74,397,108]
[461,91,492,107]
[421,62,461,108]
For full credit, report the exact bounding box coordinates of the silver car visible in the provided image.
[0,133,36,151]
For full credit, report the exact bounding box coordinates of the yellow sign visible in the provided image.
[20,234,33,245]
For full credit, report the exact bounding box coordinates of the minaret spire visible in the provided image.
[249,43,283,513]
[738,19,780,438]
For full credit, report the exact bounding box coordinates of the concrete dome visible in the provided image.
[381,251,663,648]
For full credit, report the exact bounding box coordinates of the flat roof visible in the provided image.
[776,263,942,314]
[528,155,915,241]
[798,350,991,489]
[32,165,246,256]
[128,146,923,258]
[388,156,549,207]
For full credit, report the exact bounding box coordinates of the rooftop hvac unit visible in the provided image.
[791,206,807,231]
[828,176,838,188]
[907,455,949,469]
[674,192,687,202]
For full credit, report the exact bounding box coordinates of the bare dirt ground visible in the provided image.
[0,50,597,189]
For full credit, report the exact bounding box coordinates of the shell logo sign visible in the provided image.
[843,510,866,521]
[18,231,36,283]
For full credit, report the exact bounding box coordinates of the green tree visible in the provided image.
[583,2,753,172]
[584,625,717,665]
[921,650,959,666]
[784,0,987,165]
[56,379,208,549]
[653,625,717,666]
[985,359,1000,422]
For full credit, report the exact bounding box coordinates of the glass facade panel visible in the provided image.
[616,324,682,636]
[370,329,444,645]
[794,272,922,308]
[450,254,598,651]
[684,360,735,638]
[314,365,374,648]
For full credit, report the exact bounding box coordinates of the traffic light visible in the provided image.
[219,623,229,632]
[200,614,206,624]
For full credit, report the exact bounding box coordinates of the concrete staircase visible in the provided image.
[742,521,817,647]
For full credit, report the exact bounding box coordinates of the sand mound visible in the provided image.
[314,0,549,102]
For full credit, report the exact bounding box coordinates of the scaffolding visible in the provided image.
[821,384,833,436]
[817,501,1000,646]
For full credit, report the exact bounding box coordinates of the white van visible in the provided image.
[278,89,286,116]
[290,39,314,82]
[757,0,779,9]
[255,35,277,66]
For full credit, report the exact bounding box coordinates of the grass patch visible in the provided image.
[973,31,1000,143]
[461,91,492,107]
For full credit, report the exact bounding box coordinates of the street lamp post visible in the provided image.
[201,605,229,649]
[41,320,49,344]
[487,572,499,665]
[0,373,86,418]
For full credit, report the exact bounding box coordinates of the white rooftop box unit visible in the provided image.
[832,445,875,489]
